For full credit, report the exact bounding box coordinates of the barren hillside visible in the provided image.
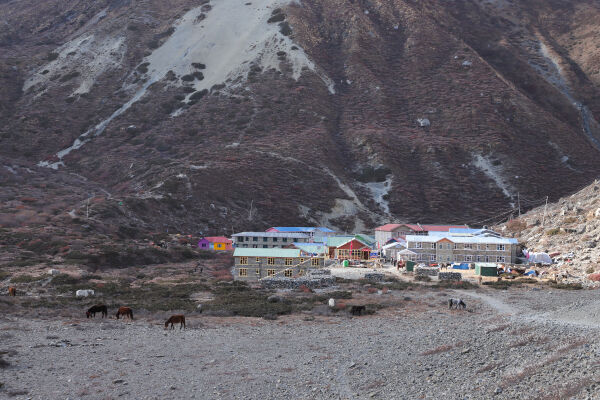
[1,0,600,238]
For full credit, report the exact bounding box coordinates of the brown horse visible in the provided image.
[115,306,134,320]
[86,304,108,318]
[165,315,185,330]
[8,287,16,297]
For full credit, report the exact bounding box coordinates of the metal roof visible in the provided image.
[405,234,518,245]
[292,242,327,255]
[376,223,468,232]
[269,227,335,233]
[233,248,302,257]
[232,232,310,238]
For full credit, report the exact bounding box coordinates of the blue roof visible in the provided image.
[270,227,335,233]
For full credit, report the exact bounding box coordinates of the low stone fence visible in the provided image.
[308,269,331,277]
[364,273,385,282]
[438,272,462,281]
[415,267,439,277]
[260,277,334,289]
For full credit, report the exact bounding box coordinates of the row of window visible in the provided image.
[237,236,291,242]
[238,268,298,277]
[413,253,506,263]
[238,257,321,266]
[410,243,507,251]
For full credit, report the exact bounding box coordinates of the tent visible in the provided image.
[397,249,417,261]
[528,252,553,265]
[452,263,470,270]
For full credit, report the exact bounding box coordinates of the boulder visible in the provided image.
[328,298,336,308]
[75,289,94,297]
[48,269,60,276]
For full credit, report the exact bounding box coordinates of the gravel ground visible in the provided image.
[2,287,600,399]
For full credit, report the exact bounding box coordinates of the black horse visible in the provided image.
[86,304,108,318]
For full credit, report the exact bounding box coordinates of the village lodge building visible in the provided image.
[233,248,324,281]
[405,234,518,264]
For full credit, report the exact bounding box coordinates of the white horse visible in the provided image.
[448,298,466,309]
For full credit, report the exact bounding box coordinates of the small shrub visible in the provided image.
[588,273,600,281]
[434,280,476,289]
[547,282,582,290]
[414,275,431,282]
[11,274,46,283]
[546,228,562,236]
[506,219,527,233]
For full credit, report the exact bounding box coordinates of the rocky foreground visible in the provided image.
[2,286,600,399]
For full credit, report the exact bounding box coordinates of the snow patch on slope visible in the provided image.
[24,34,126,96]
[362,176,392,215]
[37,0,334,169]
[144,0,335,97]
[472,154,515,207]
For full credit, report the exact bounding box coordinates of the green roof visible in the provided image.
[326,236,355,247]
[233,248,301,258]
[326,235,375,248]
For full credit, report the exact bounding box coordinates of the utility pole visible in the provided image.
[542,196,548,227]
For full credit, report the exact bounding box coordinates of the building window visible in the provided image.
[447,244,452,249]
[497,244,506,251]
[454,243,459,250]
[465,255,473,262]
[243,244,248,248]
[430,254,436,261]
[300,258,305,263]
[263,245,268,248]
[253,237,258,241]
[464,243,473,250]
[284,270,293,277]
[239,268,248,277]
[485,256,490,262]
[431,243,436,249]
[263,237,268,242]
[282,238,288,242]
[267,257,275,265]
[285,258,294,266]
[414,242,422,249]
[239,257,248,265]
[479,244,486,250]
[273,237,278,242]
[256,257,260,263]
[477,255,484,262]
[311,258,320,266]
[267,269,276,277]
[351,249,361,258]
[497,256,506,262]
[252,245,257,248]
[255,269,260,275]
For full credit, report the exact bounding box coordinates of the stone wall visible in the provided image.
[438,272,462,281]
[415,267,439,277]
[260,277,334,289]
[363,273,385,282]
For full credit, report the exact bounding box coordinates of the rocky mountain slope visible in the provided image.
[1,0,600,237]
[498,180,600,282]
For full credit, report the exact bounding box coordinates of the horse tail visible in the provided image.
[130,310,134,320]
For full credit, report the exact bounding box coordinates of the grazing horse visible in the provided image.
[115,306,134,320]
[350,305,366,316]
[165,315,186,330]
[448,298,466,310]
[86,304,108,318]
[8,287,16,297]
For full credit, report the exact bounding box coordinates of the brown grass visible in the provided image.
[420,341,464,356]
